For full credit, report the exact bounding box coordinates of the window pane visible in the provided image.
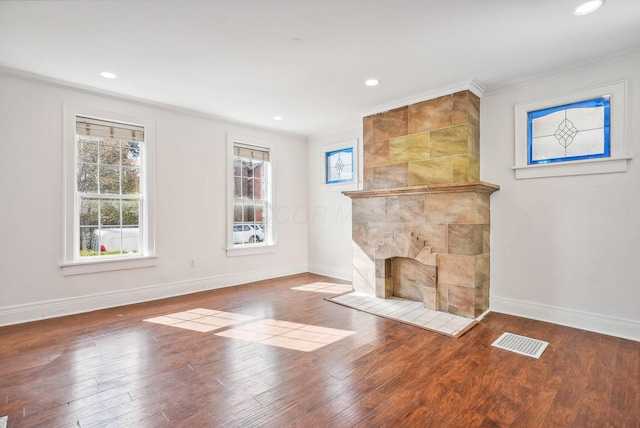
[78,141,98,163]
[255,203,265,223]
[233,203,243,223]
[122,167,140,194]
[243,202,255,222]
[100,142,122,166]
[233,158,242,177]
[253,163,264,178]
[100,199,121,226]
[122,200,139,226]
[79,226,98,254]
[123,142,141,167]
[233,177,242,198]
[79,198,99,225]
[242,178,253,199]
[100,165,120,194]
[77,163,98,193]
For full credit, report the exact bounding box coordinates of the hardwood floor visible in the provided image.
[0,273,638,427]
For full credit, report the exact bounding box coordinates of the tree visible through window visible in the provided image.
[232,143,270,246]
[76,116,144,257]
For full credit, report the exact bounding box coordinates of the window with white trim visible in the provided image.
[227,135,274,254]
[62,106,155,274]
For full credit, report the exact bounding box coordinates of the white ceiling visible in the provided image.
[1,0,639,137]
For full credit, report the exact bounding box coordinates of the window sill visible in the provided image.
[226,244,277,257]
[513,156,631,179]
[61,255,158,276]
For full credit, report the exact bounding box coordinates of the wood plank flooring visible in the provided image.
[0,273,638,427]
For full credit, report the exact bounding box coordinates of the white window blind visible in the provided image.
[76,116,144,142]
[234,144,270,161]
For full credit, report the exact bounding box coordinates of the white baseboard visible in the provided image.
[0,264,307,327]
[307,263,352,282]
[490,295,640,342]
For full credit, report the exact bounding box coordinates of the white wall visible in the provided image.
[481,52,640,341]
[0,72,309,325]
[307,127,361,280]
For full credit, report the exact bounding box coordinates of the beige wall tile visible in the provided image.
[408,95,453,134]
[372,107,408,143]
[475,252,489,284]
[438,253,476,287]
[447,284,475,318]
[423,286,438,310]
[363,167,373,190]
[363,140,390,168]
[373,164,409,189]
[389,132,430,164]
[424,193,476,223]
[391,257,426,301]
[352,222,367,247]
[409,157,453,186]
[376,276,393,298]
[415,248,438,266]
[474,281,489,317]
[483,225,490,253]
[476,193,490,224]
[430,124,472,158]
[363,115,374,145]
[385,195,425,222]
[352,198,385,222]
[452,155,480,183]
[437,281,449,312]
[409,223,448,253]
[452,90,480,127]
[376,257,391,279]
[367,222,406,249]
[352,268,375,295]
[448,224,484,255]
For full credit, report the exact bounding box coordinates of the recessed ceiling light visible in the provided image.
[365,79,380,87]
[574,0,605,15]
[273,116,283,121]
[99,71,117,79]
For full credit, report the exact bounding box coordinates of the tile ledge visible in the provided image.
[343,181,500,199]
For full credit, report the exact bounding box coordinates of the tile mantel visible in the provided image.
[343,181,500,199]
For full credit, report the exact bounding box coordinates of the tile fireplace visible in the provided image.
[344,91,499,318]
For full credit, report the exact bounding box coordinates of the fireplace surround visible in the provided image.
[344,90,499,318]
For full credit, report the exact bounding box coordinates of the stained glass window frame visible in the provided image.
[325,147,354,184]
[513,80,629,179]
[527,97,610,165]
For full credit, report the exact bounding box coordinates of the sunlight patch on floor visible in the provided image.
[144,309,255,333]
[291,282,353,294]
[215,319,355,352]
[144,309,355,352]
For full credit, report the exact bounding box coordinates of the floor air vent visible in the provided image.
[491,332,548,359]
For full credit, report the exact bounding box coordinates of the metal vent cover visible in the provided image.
[492,332,549,359]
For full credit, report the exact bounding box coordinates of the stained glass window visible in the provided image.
[528,97,610,164]
[325,147,354,184]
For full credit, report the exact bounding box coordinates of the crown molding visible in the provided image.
[482,46,640,96]
[360,79,486,118]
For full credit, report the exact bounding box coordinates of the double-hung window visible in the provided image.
[227,135,274,254]
[63,106,155,274]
